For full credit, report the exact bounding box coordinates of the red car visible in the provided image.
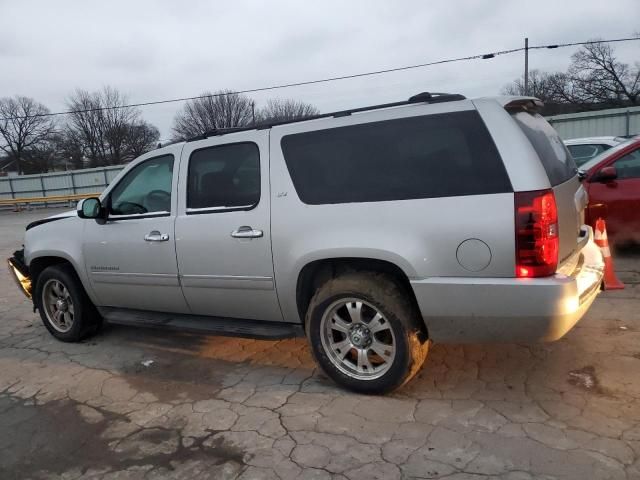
[580,137,640,244]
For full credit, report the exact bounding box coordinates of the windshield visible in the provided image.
[579,139,635,172]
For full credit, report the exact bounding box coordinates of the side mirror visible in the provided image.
[595,166,617,183]
[77,197,102,219]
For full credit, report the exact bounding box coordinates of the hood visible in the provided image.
[26,209,77,231]
[48,209,76,219]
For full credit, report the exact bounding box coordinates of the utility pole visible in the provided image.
[524,37,529,96]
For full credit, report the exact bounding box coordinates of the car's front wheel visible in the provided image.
[306,272,429,394]
[35,264,102,342]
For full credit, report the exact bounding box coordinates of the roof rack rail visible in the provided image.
[408,92,466,103]
[187,91,466,141]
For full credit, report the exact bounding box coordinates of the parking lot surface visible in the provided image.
[1,208,640,480]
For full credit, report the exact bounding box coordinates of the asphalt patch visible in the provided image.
[0,393,245,479]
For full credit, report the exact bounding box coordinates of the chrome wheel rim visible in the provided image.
[42,279,74,333]
[320,298,396,380]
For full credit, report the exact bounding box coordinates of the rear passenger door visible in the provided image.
[174,131,283,322]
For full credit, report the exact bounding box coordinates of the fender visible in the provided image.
[25,216,99,305]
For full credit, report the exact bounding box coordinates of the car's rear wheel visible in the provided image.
[306,272,429,394]
[35,264,102,342]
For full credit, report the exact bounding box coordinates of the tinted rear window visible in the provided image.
[512,112,577,185]
[280,111,511,205]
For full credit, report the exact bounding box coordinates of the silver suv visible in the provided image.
[9,93,605,394]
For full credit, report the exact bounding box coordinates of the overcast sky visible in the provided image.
[1,0,638,140]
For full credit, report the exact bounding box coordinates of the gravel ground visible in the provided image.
[1,208,640,480]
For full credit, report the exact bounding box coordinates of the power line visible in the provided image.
[529,36,640,50]
[1,36,639,122]
[0,48,523,121]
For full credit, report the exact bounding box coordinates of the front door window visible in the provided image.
[614,149,640,179]
[109,155,174,215]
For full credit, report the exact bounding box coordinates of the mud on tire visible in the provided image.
[306,272,429,394]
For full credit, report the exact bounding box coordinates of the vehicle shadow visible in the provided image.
[1,303,624,403]
[98,323,553,401]
[86,323,318,401]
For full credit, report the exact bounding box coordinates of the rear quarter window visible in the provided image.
[280,110,512,205]
[512,112,577,185]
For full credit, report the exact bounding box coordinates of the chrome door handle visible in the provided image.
[144,231,169,242]
[231,226,263,239]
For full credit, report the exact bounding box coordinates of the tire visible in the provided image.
[306,272,429,394]
[34,264,102,342]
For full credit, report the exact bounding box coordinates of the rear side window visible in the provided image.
[280,111,511,205]
[512,112,576,185]
[187,142,260,210]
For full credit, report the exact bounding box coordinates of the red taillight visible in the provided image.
[515,189,559,278]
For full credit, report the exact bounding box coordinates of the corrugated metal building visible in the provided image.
[0,165,123,200]
[546,106,640,140]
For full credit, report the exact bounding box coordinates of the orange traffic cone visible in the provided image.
[594,218,624,290]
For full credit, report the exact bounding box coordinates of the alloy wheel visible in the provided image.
[320,298,396,380]
[42,279,75,333]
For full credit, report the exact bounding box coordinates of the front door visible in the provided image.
[588,146,640,243]
[83,147,189,313]
[174,130,283,321]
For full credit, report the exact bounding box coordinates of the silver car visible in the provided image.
[564,136,627,167]
[8,93,605,394]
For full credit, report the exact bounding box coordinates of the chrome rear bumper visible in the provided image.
[410,226,605,343]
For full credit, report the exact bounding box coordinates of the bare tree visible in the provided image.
[65,87,158,166]
[64,89,103,166]
[124,121,160,159]
[101,87,139,164]
[561,41,639,105]
[500,70,567,103]
[22,136,60,173]
[54,130,87,170]
[258,99,320,124]
[501,41,639,107]
[0,96,56,174]
[171,90,255,140]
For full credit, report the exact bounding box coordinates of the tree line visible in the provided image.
[3,41,636,175]
[502,41,639,113]
[0,88,318,175]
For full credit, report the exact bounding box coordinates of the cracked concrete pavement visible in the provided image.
[1,208,640,480]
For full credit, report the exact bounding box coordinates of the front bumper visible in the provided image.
[411,227,605,343]
[8,250,32,299]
